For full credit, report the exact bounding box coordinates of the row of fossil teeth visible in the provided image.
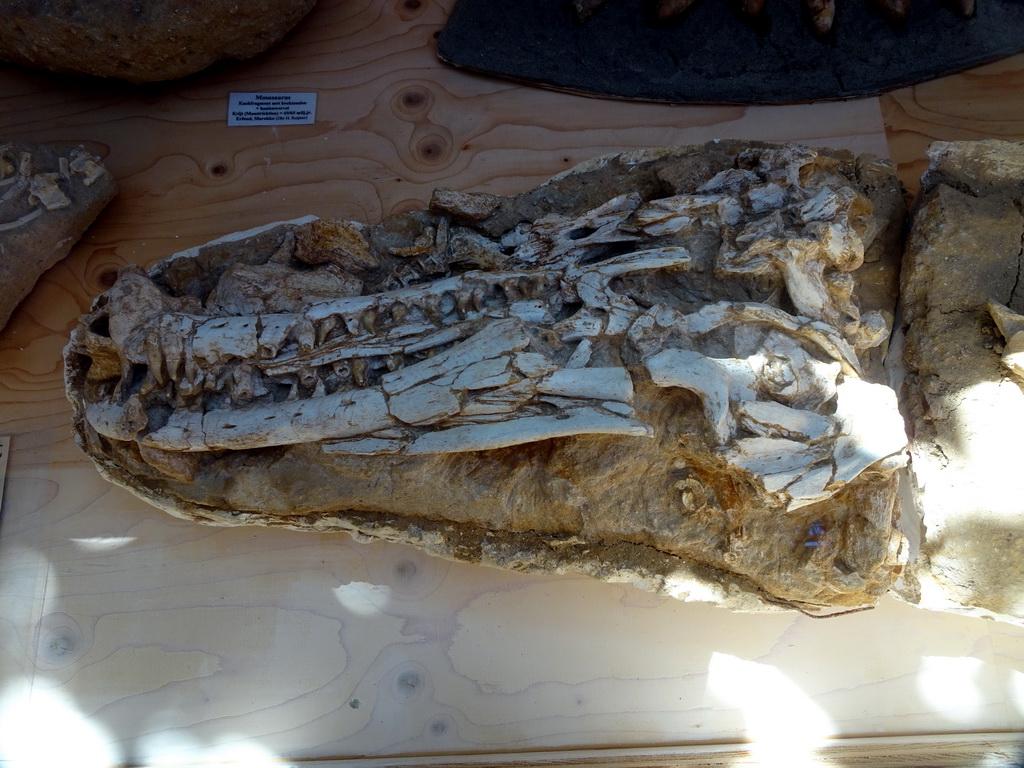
[84,317,650,455]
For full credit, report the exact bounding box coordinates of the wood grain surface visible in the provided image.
[1,0,1023,765]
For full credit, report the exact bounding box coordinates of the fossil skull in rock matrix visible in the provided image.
[65,142,909,615]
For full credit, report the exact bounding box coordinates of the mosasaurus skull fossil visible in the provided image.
[65,142,910,615]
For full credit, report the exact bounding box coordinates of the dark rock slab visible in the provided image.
[438,0,1024,104]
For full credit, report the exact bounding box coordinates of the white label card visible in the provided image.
[228,92,317,126]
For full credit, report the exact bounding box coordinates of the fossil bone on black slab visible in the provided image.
[65,141,910,615]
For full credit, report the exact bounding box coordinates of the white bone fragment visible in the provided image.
[724,437,823,477]
[555,310,605,341]
[645,348,758,445]
[565,339,593,369]
[830,378,907,486]
[601,401,635,416]
[382,319,530,394]
[69,149,108,186]
[745,182,789,213]
[402,324,466,354]
[388,381,463,425]
[85,395,148,441]
[783,463,835,511]
[404,408,651,454]
[538,367,634,403]
[509,300,552,324]
[696,168,759,193]
[513,352,559,378]
[321,436,409,455]
[28,172,70,210]
[735,399,835,441]
[257,314,300,358]
[452,357,514,389]
[192,316,259,363]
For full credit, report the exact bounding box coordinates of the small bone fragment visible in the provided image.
[537,367,634,403]
[735,399,835,441]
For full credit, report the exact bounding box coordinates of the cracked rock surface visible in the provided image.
[0,0,316,83]
[895,139,1024,623]
[65,141,910,614]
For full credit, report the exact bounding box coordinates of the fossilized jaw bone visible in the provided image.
[70,143,897,482]
[67,142,908,613]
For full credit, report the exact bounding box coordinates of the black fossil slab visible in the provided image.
[437,0,1024,104]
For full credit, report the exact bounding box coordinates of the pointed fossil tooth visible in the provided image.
[317,315,338,345]
[392,302,408,323]
[351,358,369,387]
[287,379,300,401]
[146,329,166,388]
[471,287,486,312]
[314,375,327,398]
[805,0,836,33]
[386,354,403,372]
[456,291,471,318]
[294,318,316,353]
[362,309,379,334]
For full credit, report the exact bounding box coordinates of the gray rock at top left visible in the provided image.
[0,0,317,83]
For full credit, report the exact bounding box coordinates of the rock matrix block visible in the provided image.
[895,139,1024,623]
[0,0,317,82]
[0,141,117,332]
[65,142,909,614]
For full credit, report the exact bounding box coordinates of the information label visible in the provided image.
[228,92,317,126]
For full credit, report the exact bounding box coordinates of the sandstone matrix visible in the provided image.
[894,139,1024,623]
[65,141,913,615]
[0,0,317,83]
[0,141,117,332]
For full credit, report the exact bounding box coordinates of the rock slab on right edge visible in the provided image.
[896,139,1024,623]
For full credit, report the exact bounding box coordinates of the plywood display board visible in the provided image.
[1,0,1023,764]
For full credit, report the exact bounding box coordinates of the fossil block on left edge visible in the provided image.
[0,142,117,332]
[65,142,910,615]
